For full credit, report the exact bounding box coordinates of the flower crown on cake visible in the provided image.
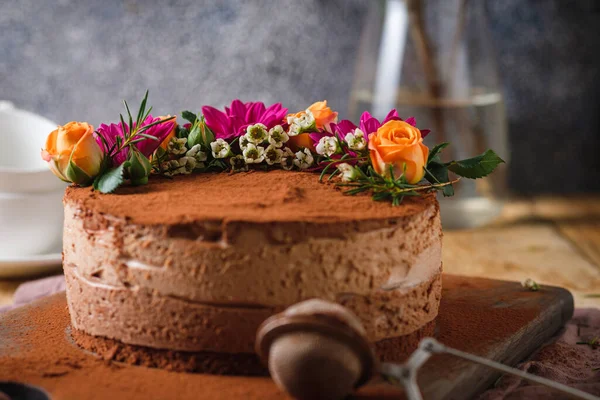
[41,92,504,205]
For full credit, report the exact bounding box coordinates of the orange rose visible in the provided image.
[368,120,429,184]
[158,115,177,150]
[307,100,338,129]
[41,121,103,185]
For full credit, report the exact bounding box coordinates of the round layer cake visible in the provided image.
[63,170,442,372]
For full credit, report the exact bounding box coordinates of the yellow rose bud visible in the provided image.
[368,120,429,184]
[307,100,338,129]
[41,121,103,185]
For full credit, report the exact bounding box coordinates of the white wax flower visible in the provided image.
[268,125,289,148]
[288,123,301,137]
[298,109,315,129]
[239,134,250,150]
[243,143,265,164]
[287,110,316,136]
[230,155,248,172]
[161,159,188,176]
[265,145,284,165]
[344,128,367,151]
[336,163,358,182]
[280,147,295,170]
[186,144,208,163]
[315,136,339,157]
[293,148,314,170]
[245,123,268,144]
[210,138,231,159]
[168,137,188,155]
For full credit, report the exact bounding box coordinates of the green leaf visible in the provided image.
[124,100,133,132]
[127,148,152,183]
[181,110,197,125]
[202,122,216,147]
[427,142,450,164]
[425,162,454,197]
[136,90,149,126]
[120,114,129,138]
[187,124,202,148]
[94,162,129,194]
[65,160,92,186]
[447,149,505,179]
[137,133,159,141]
[176,125,189,139]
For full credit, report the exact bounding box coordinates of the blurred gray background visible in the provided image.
[1,0,599,194]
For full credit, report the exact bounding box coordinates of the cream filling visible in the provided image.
[381,240,442,291]
[120,239,441,302]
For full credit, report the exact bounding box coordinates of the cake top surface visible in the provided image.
[65,170,437,226]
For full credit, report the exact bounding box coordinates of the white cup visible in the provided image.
[0,101,67,257]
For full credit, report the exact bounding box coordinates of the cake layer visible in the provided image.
[70,319,437,375]
[63,171,442,307]
[65,263,441,353]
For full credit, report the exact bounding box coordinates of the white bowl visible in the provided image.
[0,101,67,257]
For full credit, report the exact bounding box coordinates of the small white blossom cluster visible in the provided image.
[293,148,314,170]
[521,278,540,292]
[314,128,366,158]
[344,128,367,151]
[336,163,359,182]
[315,136,339,157]
[161,138,207,176]
[287,110,316,136]
[210,138,231,159]
[212,123,312,170]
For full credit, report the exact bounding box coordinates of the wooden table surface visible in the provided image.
[1,196,599,308]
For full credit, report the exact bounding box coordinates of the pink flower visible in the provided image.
[201,100,288,140]
[96,115,176,165]
[335,110,430,139]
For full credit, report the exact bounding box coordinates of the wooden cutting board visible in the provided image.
[0,275,573,400]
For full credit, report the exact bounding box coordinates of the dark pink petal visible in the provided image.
[404,116,417,126]
[361,117,382,136]
[360,111,373,126]
[229,99,247,119]
[260,103,288,129]
[335,119,357,139]
[246,102,266,122]
[229,116,248,137]
[309,131,330,143]
[420,129,431,138]
[136,117,175,158]
[383,109,399,123]
[202,106,231,138]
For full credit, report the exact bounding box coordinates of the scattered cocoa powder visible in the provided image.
[0,275,567,400]
[439,275,543,351]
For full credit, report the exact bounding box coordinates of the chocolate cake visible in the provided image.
[62,170,442,373]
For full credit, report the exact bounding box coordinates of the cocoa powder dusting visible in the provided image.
[64,170,436,226]
[0,277,564,400]
[0,295,282,400]
[438,275,543,351]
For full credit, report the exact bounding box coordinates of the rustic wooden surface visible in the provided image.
[0,275,574,400]
[1,196,598,308]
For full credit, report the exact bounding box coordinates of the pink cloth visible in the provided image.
[479,308,600,399]
[2,276,599,398]
[0,275,65,312]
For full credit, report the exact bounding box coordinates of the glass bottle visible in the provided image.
[349,0,509,229]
